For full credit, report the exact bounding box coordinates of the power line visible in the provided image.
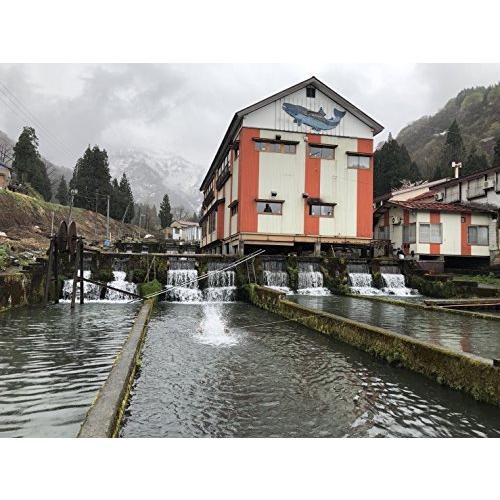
[0,81,75,161]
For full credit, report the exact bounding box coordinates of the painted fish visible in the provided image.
[282,102,346,131]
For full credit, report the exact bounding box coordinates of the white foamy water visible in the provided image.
[166,269,203,302]
[296,263,330,296]
[381,273,418,296]
[194,304,239,346]
[62,270,137,302]
[348,273,384,296]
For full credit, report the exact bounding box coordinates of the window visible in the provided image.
[378,225,387,239]
[467,178,485,199]
[468,225,489,245]
[254,141,296,154]
[419,223,442,244]
[257,201,283,215]
[347,154,370,169]
[308,144,335,160]
[233,144,239,160]
[403,223,416,244]
[306,86,316,98]
[309,204,334,217]
[445,185,460,203]
[208,211,216,233]
[230,203,238,216]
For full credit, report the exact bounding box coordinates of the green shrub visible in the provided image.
[139,279,163,299]
[0,246,8,270]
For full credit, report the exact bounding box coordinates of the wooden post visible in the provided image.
[43,237,54,306]
[53,239,59,304]
[79,238,84,305]
[70,243,79,309]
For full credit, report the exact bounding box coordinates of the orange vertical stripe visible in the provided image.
[356,139,374,238]
[237,128,259,233]
[430,211,440,255]
[304,133,321,235]
[461,213,472,255]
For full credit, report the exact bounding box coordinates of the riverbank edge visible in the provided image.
[345,293,500,321]
[243,285,500,406]
[77,299,154,438]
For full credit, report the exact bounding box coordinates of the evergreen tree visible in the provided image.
[374,135,421,197]
[70,146,112,214]
[110,178,121,219]
[462,145,489,176]
[492,137,500,168]
[12,126,52,200]
[118,173,135,223]
[56,175,69,205]
[434,120,465,179]
[158,193,173,228]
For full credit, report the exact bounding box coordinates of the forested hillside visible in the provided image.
[396,83,500,178]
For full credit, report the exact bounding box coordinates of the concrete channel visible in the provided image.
[78,300,154,438]
[245,285,500,407]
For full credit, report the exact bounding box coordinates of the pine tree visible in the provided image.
[118,173,135,223]
[70,146,112,214]
[12,126,52,200]
[463,145,489,176]
[374,135,421,197]
[434,120,465,179]
[158,194,173,228]
[56,176,69,205]
[492,137,500,168]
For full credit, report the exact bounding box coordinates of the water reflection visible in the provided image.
[291,295,500,359]
[0,303,138,437]
[121,303,500,438]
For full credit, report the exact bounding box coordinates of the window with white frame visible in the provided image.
[347,154,370,169]
[468,225,489,245]
[419,223,442,244]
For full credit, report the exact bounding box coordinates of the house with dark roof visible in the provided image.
[373,170,499,269]
[199,76,383,255]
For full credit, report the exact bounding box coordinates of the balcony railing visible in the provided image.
[216,165,231,191]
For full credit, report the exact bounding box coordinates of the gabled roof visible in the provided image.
[375,199,496,216]
[200,76,384,190]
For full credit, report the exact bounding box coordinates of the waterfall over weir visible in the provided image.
[62,270,138,302]
[347,264,383,296]
[296,262,330,296]
[262,260,291,293]
[381,272,417,296]
[166,259,236,302]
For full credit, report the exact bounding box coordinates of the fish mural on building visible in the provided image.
[282,102,346,131]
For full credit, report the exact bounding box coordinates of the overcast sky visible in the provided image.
[0,63,499,169]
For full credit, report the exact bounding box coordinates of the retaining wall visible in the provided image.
[244,285,500,406]
[78,300,154,437]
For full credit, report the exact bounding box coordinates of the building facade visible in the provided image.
[199,77,383,255]
[0,161,11,189]
[165,220,201,242]
[373,167,500,269]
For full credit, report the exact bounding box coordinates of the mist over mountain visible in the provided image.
[108,149,203,212]
[396,82,500,177]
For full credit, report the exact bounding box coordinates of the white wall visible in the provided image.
[243,87,374,139]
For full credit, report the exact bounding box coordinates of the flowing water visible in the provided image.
[0,303,138,437]
[290,295,500,360]
[120,302,500,438]
[62,270,138,302]
[205,262,237,302]
[262,259,290,293]
[296,262,330,296]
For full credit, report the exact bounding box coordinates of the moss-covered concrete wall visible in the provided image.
[0,262,48,312]
[244,284,500,406]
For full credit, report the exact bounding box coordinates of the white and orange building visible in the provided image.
[373,179,499,269]
[199,77,383,254]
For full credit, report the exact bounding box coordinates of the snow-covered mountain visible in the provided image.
[108,148,204,212]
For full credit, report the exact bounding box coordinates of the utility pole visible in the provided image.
[68,188,78,223]
[106,194,110,242]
